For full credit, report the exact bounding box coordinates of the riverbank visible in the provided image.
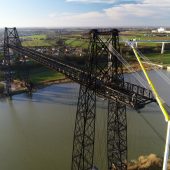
[2,62,154,96]
[1,78,72,97]
[123,62,157,73]
[127,154,166,170]
[0,61,164,96]
[34,77,72,88]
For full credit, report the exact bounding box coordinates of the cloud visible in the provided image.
[47,0,170,27]
[47,11,107,27]
[66,0,143,4]
[144,0,170,4]
[66,0,170,6]
[66,0,116,4]
[104,2,170,26]
[48,12,76,18]
[2,0,170,27]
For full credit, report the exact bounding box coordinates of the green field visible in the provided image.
[22,34,56,47]
[29,67,65,84]
[22,34,46,40]
[119,31,170,65]
[21,32,170,67]
[65,38,88,48]
[144,53,170,65]
[22,34,89,48]
[120,31,170,41]
[138,42,162,47]
[22,31,170,49]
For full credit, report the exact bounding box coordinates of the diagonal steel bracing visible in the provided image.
[71,29,99,170]
[3,27,31,96]
[107,30,127,170]
[3,28,156,170]
[108,100,127,170]
[72,29,127,170]
[72,85,96,170]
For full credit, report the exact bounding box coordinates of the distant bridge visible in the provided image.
[125,40,170,54]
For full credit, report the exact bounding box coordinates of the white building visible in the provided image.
[158,27,165,33]
[152,27,170,33]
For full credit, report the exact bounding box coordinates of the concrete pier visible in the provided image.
[161,42,165,54]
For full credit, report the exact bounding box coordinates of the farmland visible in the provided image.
[1,28,170,86]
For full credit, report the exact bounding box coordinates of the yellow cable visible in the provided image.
[132,46,170,122]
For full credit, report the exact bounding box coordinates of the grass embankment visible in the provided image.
[144,53,170,65]
[123,49,170,66]
[134,43,170,65]
[127,154,167,170]
[29,67,65,85]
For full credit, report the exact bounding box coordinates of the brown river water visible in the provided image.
[0,70,169,170]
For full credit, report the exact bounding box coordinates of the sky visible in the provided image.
[0,0,170,27]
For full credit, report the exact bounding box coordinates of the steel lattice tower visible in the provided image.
[71,29,97,170]
[107,31,127,170]
[3,27,156,170]
[4,27,30,96]
[72,29,127,170]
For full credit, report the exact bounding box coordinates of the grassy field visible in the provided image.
[120,30,170,65]
[21,32,170,66]
[65,38,88,48]
[120,31,170,41]
[29,67,65,84]
[22,34,56,47]
[137,42,162,47]
[22,31,170,49]
[144,53,170,65]
[22,34,46,40]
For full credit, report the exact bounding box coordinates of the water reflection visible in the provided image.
[13,83,79,105]
[0,70,170,169]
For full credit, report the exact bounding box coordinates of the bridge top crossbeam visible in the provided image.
[88,29,119,36]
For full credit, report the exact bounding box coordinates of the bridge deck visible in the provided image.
[6,44,156,109]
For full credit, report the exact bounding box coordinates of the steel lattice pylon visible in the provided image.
[3,27,31,96]
[72,29,127,170]
[2,27,156,170]
[107,30,127,170]
[71,85,96,170]
[71,29,98,170]
[107,100,127,170]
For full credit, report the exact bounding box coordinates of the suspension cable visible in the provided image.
[110,46,149,88]
[136,48,170,86]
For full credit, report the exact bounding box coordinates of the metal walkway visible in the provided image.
[7,44,155,109]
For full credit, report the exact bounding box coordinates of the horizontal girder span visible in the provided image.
[6,44,155,109]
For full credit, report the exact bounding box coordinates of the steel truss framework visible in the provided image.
[3,28,156,170]
[4,27,31,96]
[72,29,127,170]
[107,30,127,170]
